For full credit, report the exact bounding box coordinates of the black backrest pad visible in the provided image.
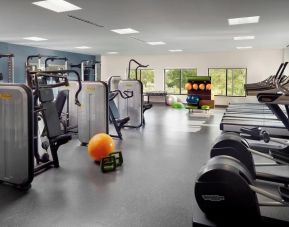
[55,90,68,117]
[109,100,120,119]
[39,88,63,138]
[39,88,54,103]
[42,102,63,138]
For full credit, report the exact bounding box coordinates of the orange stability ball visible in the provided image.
[185,83,192,91]
[87,133,115,161]
[192,83,199,90]
[206,84,212,90]
[199,83,205,90]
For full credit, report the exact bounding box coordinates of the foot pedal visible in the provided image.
[279,186,289,202]
[109,151,123,167]
[100,156,117,173]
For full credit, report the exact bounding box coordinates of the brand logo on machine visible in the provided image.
[202,195,225,202]
[85,85,96,92]
[0,93,12,100]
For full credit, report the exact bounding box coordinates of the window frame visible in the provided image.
[164,68,198,95]
[208,68,247,97]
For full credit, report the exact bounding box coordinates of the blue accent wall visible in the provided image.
[0,42,99,83]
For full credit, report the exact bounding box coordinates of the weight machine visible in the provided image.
[71,60,101,81]
[0,54,14,83]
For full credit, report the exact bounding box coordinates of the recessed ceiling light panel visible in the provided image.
[75,46,91,49]
[111,28,139,35]
[236,46,253,50]
[169,49,183,52]
[33,0,82,13]
[147,41,166,46]
[107,52,119,55]
[234,36,255,40]
[228,16,260,25]
[23,37,48,41]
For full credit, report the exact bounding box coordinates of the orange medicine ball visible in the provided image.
[199,84,205,90]
[185,83,192,91]
[192,83,199,90]
[206,84,212,90]
[87,133,115,161]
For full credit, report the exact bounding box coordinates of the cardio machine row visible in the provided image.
[221,62,289,137]
[193,62,289,226]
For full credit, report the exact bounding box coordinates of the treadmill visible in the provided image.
[220,119,289,137]
[221,62,289,138]
[226,63,286,111]
[224,64,288,117]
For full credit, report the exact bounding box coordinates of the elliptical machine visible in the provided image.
[195,155,289,226]
[194,133,289,225]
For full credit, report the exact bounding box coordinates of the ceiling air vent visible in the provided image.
[129,36,146,43]
[68,15,104,28]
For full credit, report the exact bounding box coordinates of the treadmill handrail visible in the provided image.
[245,63,285,94]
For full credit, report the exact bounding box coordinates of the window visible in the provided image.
[209,69,226,96]
[209,68,247,96]
[227,69,247,96]
[140,69,155,92]
[165,69,181,94]
[128,69,155,92]
[164,68,197,94]
[128,69,139,80]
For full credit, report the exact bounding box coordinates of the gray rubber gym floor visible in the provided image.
[1,105,286,227]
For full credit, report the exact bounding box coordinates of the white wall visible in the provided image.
[283,47,289,76]
[101,49,283,105]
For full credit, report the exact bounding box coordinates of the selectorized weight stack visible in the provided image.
[78,81,109,144]
[118,79,143,128]
[0,84,34,190]
[118,59,148,128]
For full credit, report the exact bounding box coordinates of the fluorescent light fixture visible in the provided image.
[23,37,48,41]
[236,46,253,50]
[234,36,255,40]
[75,46,91,49]
[228,16,260,25]
[32,0,82,13]
[111,28,139,35]
[107,52,119,55]
[147,41,166,46]
[169,49,183,52]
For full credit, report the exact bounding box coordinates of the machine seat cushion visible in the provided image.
[55,90,68,117]
[116,117,130,125]
[143,103,153,112]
